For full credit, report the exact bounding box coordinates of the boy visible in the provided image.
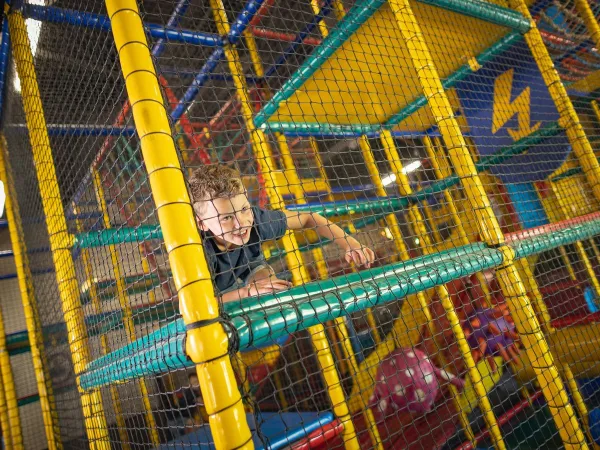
[189,165,375,302]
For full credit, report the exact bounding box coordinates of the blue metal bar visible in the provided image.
[9,124,136,137]
[22,4,221,47]
[151,0,192,56]
[0,220,7,228]
[0,18,11,121]
[171,0,268,121]
[0,268,54,281]
[264,0,335,78]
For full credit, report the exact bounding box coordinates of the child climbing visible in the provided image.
[189,164,376,302]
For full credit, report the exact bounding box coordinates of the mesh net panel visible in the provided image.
[3,0,600,449]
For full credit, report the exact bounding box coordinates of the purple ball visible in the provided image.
[465,307,516,357]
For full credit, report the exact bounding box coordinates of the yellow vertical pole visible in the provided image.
[209,2,359,447]
[360,134,476,444]
[0,290,23,449]
[0,140,62,450]
[91,170,160,446]
[0,370,10,449]
[105,1,252,449]
[8,10,111,448]
[73,207,130,449]
[380,130,504,450]
[387,1,588,448]
[573,0,600,47]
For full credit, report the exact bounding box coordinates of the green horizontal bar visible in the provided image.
[17,394,39,407]
[512,218,600,260]
[418,0,530,32]
[263,122,379,135]
[79,212,600,390]
[254,0,386,128]
[74,225,162,248]
[384,31,521,128]
[80,273,161,304]
[549,166,587,183]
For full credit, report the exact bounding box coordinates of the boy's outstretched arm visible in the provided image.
[284,210,375,268]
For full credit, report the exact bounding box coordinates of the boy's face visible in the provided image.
[196,193,254,246]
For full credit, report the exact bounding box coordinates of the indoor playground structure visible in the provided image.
[7,0,600,449]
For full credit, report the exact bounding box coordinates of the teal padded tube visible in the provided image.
[74,224,162,248]
[417,0,530,32]
[79,213,600,390]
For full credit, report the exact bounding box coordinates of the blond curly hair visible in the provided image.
[188,165,245,215]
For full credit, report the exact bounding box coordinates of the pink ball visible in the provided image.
[369,347,464,417]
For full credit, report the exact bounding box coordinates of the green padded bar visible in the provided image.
[78,212,600,390]
[417,0,530,32]
[74,224,162,248]
[253,0,386,128]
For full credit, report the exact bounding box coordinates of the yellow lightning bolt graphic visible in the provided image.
[491,68,541,141]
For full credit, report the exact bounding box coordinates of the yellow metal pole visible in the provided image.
[8,9,111,448]
[573,0,600,47]
[73,206,130,449]
[380,129,505,450]
[0,292,23,449]
[210,2,359,447]
[0,368,10,450]
[105,1,252,449]
[91,170,160,447]
[388,0,588,447]
[360,134,476,444]
[0,140,62,450]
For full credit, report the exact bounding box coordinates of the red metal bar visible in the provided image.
[159,75,211,165]
[551,312,600,328]
[290,420,345,450]
[250,26,322,46]
[504,211,600,243]
[455,390,543,450]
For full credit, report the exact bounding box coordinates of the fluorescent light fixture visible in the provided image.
[402,160,422,174]
[13,1,44,93]
[381,173,396,187]
[0,180,5,218]
[380,161,422,187]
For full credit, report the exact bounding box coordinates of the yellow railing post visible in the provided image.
[104,1,252,449]
[91,170,160,447]
[573,0,600,47]
[0,277,23,450]
[7,9,111,448]
[387,0,588,448]
[209,1,359,447]
[0,139,62,450]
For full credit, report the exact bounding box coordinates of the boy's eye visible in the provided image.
[221,215,233,222]
[242,206,250,212]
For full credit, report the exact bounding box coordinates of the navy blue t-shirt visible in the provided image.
[202,206,288,294]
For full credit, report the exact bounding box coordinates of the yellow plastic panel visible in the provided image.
[270,1,508,126]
